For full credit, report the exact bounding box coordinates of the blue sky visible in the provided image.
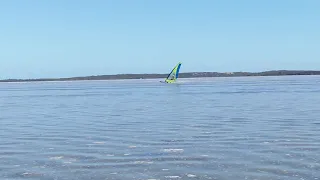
[0,0,319,79]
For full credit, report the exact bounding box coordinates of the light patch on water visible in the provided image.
[124,153,130,156]
[129,145,137,148]
[187,174,197,178]
[22,172,32,175]
[21,172,42,177]
[106,154,114,157]
[165,176,181,179]
[162,169,169,171]
[63,158,77,164]
[163,149,184,153]
[49,156,63,160]
[133,161,153,164]
[92,141,105,144]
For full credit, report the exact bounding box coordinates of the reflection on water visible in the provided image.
[1,76,320,180]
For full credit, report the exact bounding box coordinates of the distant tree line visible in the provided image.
[1,70,320,82]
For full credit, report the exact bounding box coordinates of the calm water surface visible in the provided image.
[1,76,320,180]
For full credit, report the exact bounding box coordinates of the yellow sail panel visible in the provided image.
[164,62,182,83]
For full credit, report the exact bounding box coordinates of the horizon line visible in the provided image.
[1,69,320,82]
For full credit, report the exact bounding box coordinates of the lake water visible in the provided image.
[0,76,320,180]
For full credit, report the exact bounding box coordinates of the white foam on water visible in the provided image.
[21,172,41,176]
[93,141,105,144]
[165,176,181,179]
[63,158,77,164]
[49,156,63,160]
[22,172,32,175]
[133,161,154,164]
[187,174,197,178]
[163,149,184,153]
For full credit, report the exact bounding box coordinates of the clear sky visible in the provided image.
[0,0,319,79]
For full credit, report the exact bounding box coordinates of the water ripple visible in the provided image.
[1,76,320,180]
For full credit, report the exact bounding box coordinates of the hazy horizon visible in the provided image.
[1,69,320,81]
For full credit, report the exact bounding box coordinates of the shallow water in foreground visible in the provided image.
[1,76,320,180]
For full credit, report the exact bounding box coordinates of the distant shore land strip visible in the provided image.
[1,70,320,82]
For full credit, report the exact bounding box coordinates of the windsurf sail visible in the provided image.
[164,62,182,83]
